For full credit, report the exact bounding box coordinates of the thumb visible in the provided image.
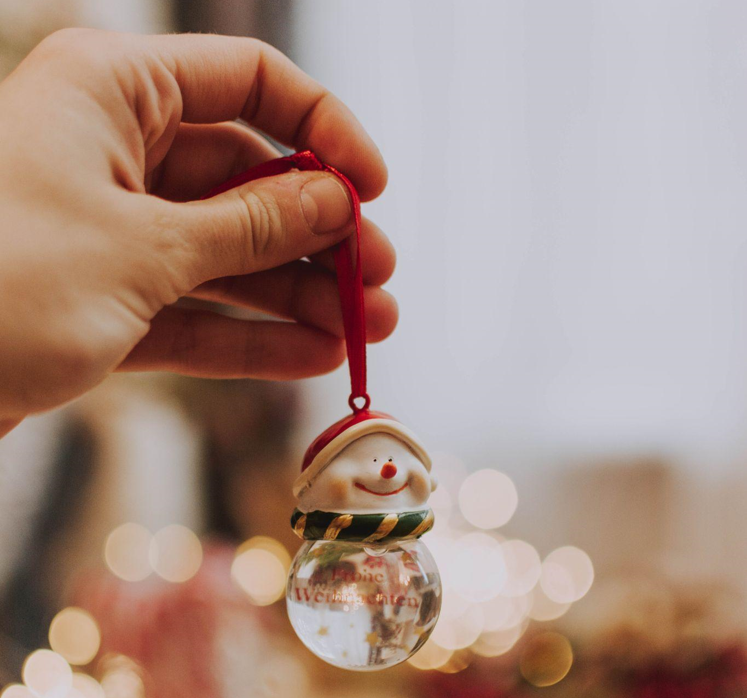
[168,170,353,285]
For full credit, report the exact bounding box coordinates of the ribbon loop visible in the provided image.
[203,150,368,411]
[348,393,371,413]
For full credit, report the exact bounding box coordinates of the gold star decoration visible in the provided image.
[317,626,329,636]
[365,631,379,647]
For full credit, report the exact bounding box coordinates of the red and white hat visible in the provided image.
[293,410,431,498]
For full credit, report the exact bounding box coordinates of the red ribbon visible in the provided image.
[202,151,369,412]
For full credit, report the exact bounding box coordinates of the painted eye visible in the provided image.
[373,458,377,463]
[388,457,393,462]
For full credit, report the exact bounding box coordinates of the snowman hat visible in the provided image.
[293,410,431,498]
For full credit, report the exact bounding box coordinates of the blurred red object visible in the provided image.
[72,542,278,698]
[416,641,746,698]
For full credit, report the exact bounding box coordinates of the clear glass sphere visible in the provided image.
[286,539,441,671]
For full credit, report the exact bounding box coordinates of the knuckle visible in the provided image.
[132,53,183,149]
[243,37,278,64]
[236,189,283,263]
[251,39,291,72]
[246,37,269,53]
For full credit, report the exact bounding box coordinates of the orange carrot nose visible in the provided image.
[380,463,397,479]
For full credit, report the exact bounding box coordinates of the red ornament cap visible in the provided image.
[301,410,393,472]
[294,410,431,498]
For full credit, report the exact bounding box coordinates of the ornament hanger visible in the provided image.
[203,151,369,413]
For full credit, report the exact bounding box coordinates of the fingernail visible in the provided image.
[300,175,352,234]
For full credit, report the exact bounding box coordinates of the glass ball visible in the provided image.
[286,539,441,671]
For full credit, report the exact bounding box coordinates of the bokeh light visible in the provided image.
[481,593,532,631]
[520,632,573,687]
[104,524,152,582]
[451,532,507,602]
[430,452,468,493]
[22,650,72,698]
[236,536,291,571]
[431,592,484,650]
[499,540,541,597]
[407,639,453,670]
[424,534,456,584]
[231,547,286,605]
[472,624,526,657]
[1,686,34,698]
[71,674,105,698]
[436,649,472,674]
[149,524,203,583]
[99,655,144,698]
[49,607,101,666]
[458,469,518,529]
[528,584,571,621]
[428,484,453,519]
[541,546,594,603]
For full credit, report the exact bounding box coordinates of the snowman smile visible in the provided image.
[354,482,409,496]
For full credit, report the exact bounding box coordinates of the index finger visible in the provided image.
[146,34,387,201]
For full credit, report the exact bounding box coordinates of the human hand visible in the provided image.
[0,30,396,435]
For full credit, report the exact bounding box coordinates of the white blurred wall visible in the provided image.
[293,1,745,585]
[78,0,171,32]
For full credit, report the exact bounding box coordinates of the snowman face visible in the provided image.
[297,433,436,514]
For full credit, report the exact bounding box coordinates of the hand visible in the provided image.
[0,29,397,435]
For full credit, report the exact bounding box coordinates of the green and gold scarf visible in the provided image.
[291,508,434,544]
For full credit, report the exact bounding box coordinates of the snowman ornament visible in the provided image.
[286,410,442,670]
[203,150,442,670]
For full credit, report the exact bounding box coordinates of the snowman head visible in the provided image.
[294,413,435,514]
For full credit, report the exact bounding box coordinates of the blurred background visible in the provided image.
[0,1,745,697]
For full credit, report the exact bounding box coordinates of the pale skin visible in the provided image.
[296,434,437,514]
[0,30,398,437]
